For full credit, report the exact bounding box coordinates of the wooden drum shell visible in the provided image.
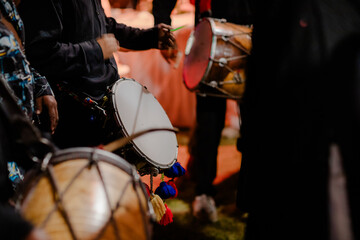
[17,148,153,240]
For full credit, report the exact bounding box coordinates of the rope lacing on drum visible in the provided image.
[37,156,96,240]
[209,32,251,82]
[92,149,122,240]
[222,33,252,56]
[202,30,251,99]
[46,165,78,240]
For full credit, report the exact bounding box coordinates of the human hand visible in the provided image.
[35,95,58,134]
[157,23,175,50]
[160,41,183,68]
[96,34,120,60]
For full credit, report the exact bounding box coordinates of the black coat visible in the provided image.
[237,1,360,239]
[18,0,159,100]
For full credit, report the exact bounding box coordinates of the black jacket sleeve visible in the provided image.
[18,0,105,79]
[0,205,33,239]
[106,17,159,50]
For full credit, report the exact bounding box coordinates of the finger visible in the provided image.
[166,38,176,49]
[53,105,59,134]
[161,50,171,64]
[35,97,43,115]
[49,104,58,134]
[169,33,176,42]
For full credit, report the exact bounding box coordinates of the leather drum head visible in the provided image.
[183,18,213,90]
[111,78,178,169]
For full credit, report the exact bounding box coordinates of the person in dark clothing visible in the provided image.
[153,0,253,222]
[0,0,58,198]
[18,0,175,148]
[188,0,252,223]
[0,0,58,134]
[152,0,177,26]
[0,2,55,238]
[0,205,49,240]
[237,1,360,239]
[0,76,50,240]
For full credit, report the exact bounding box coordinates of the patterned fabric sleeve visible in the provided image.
[32,67,53,98]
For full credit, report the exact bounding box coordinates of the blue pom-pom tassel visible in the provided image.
[164,162,186,178]
[155,182,176,199]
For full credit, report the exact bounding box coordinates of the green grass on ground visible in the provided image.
[153,127,247,240]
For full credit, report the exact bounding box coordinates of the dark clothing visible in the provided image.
[237,1,360,239]
[152,0,177,25]
[188,95,226,196]
[50,92,109,148]
[0,77,36,203]
[0,205,33,239]
[18,0,158,100]
[0,0,52,200]
[0,0,53,120]
[211,0,253,25]
[18,0,160,148]
[189,0,253,196]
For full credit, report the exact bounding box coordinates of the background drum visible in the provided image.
[17,148,153,240]
[103,78,178,176]
[183,17,252,99]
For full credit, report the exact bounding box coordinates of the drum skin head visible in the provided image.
[183,18,252,99]
[183,18,213,90]
[112,79,178,169]
[19,148,153,240]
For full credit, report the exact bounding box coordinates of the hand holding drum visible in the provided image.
[97,34,120,60]
[157,23,175,50]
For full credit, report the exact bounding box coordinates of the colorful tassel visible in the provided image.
[150,194,166,222]
[159,203,173,226]
[166,180,178,198]
[155,181,176,199]
[163,162,186,178]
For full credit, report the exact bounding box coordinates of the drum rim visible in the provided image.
[111,78,178,169]
[203,17,217,84]
[50,147,136,174]
[183,18,216,91]
[17,147,141,199]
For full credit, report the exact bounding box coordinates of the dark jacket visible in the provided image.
[0,0,53,119]
[237,1,360,239]
[18,0,159,99]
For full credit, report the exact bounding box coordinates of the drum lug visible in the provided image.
[221,35,230,42]
[197,92,207,97]
[209,81,218,88]
[219,58,228,67]
[150,167,159,177]
[234,72,244,84]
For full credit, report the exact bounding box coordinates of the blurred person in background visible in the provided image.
[237,1,360,239]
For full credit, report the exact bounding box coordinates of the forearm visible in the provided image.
[106,17,158,50]
[32,68,53,97]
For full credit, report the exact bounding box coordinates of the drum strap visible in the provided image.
[0,77,55,162]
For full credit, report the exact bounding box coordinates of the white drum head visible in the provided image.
[111,78,178,169]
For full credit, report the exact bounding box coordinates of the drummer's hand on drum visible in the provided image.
[97,34,120,60]
[160,41,182,68]
[157,23,175,50]
[35,95,58,135]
